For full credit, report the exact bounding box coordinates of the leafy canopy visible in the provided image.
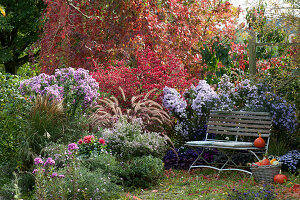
[0,0,45,74]
[40,0,239,77]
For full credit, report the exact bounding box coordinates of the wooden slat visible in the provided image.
[207,121,272,129]
[207,126,271,133]
[206,111,272,139]
[211,110,270,116]
[209,118,272,125]
[209,113,272,120]
[209,114,272,120]
[207,130,270,137]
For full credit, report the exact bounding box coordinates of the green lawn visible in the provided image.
[121,169,300,200]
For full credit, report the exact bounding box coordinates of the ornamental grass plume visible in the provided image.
[30,95,65,125]
[90,87,176,156]
[20,95,66,166]
[29,95,65,142]
[90,87,173,132]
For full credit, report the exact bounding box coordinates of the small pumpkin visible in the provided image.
[274,171,288,184]
[270,158,276,164]
[261,158,271,166]
[254,133,265,148]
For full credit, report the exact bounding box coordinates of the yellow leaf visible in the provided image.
[0,6,5,17]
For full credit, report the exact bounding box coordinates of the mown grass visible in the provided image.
[121,168,300,200]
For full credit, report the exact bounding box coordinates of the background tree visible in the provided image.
[0,0,45,74]
[39,0,240,77]
[245,2,288,60]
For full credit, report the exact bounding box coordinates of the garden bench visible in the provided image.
[185,110,272,174]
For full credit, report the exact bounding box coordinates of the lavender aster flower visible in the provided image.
[19,68,100,112]
[44,157,55,166]
[163,86,187,118]
[34,157,44,165]
[191,80,218,114]
[51,172,58,178]
[58,174,65,179]
[68,143,79,151]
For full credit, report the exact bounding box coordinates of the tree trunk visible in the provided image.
[4,62,18,74]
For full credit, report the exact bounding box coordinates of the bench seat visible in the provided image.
[185,110,272,174]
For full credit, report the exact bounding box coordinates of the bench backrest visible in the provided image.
[206,110,272,149]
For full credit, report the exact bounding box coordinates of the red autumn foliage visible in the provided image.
[40,0,239,76]
[230,42,249,71]
[91,47,197,102]
[256,55,293,72]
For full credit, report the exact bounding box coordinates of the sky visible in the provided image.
[229,0,299,23]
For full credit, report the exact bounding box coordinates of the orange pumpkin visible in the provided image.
[261,158,271,165]
[274,172,288,184]
[254,133,265,148]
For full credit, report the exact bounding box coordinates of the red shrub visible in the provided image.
[92,48,197,102]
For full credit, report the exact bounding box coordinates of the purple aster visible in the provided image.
[163,86,187,118]
[58,174,65,179]
[51,172,58,178]
[68,143,79,151]
[44,157,55,166]
[191,80,218,114]
[34,157,44,165]
[19,67,100,111]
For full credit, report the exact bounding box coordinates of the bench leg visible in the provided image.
[248,150,261,161]
[218,150,252,174]
[188,147,212,172]
[188,148,252,175]
[219,150,238,169]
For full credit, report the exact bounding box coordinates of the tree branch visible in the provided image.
[15,49,40,68]
[16,55,29,66]
[67,0,100,19]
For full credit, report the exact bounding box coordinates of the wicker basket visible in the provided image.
[250,165,281,183]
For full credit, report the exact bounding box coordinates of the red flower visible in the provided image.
[99,138,105,144]
[83,135,95,143]
[78,139,83,144]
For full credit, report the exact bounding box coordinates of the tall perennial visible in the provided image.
[163,80,218,143]
[19,68,99,113]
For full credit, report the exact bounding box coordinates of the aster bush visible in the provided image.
[163,80,218,145]
[162,74,298,169]
[33,142,122,199]
[216,75,298,139]
[33,144,80,200]
[280,150,300,174]
[32,157,66,199]
[19,67,100,116]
